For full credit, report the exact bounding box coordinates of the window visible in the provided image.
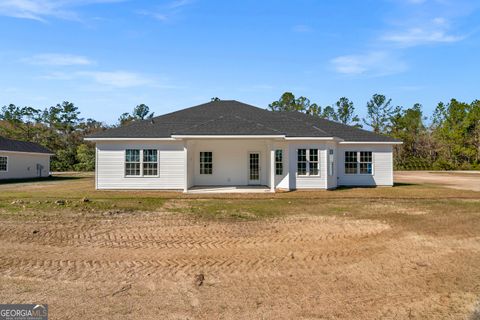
[125,149,141,176]
[125,149,158,177]
[143,149,158,176]
[309,149,319,175]
[359,151,373,174]
[297,149,320,176]
[200,152,212,174]
[328,149,334,176]
[275,150,283,175]
[297,149,307,175]
[0,156,7,172]
[345,151,357,174]
[345,151,373,174]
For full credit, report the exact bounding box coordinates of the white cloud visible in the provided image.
[382,18,464,47]
[0,0,124,22]
[137,0,194,22]
[40,70,158,88]
[77,71,155,88]
[136,9,168,22]
[23,53,94,66]
[168,0,192,9]
[331,51,407,76]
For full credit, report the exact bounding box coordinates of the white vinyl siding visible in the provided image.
[0,152,50,180]
[288,143,327,189]
[93,139,395,190]
[96,142,184,189]
[337,145,393,186]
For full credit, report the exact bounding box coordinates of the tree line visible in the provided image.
[1,94,479,171]
[0,103,153,171]
[269,92,480,170]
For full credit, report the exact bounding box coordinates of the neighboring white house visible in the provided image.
[85,100,402,192]
[0,137,53,180]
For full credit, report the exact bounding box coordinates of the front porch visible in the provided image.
[186,185,271,194]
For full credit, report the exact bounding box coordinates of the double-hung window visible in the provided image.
[344,151,373,174]
[275,150,283,175]
[0,156,7,172]
[297,149,307,175]
[344,151,357,174]
[359,151,373,174]
[125,149,158,177]
[200,152,212,174]
[309,149,319,175]
[143,149,158,176]
[297,149,320,176]
[125,149,141,176]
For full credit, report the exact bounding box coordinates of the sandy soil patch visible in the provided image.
[395,171,480,191]
[0,211,479,319]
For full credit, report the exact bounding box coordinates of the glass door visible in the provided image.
[248,152,260,185]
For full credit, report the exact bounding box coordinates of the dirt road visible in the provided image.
[395,171,480,191]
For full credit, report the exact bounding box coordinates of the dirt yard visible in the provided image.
[395,170,480,191]
[0,173,479,319]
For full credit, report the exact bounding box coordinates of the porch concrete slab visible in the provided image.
[187,185,271,194]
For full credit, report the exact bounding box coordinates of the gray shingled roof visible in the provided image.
[0,137,53,154]
[88,100,400,142]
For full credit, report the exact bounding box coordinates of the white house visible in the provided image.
[0,137,53,180]
[86,100,401,192]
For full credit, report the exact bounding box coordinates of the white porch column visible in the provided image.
[183,140,188,193]
[269,142,275,192]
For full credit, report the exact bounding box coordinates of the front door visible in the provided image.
[248,152,260,185]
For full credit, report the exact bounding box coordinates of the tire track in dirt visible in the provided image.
[0,216,389,283]
[0,225,388,249]
[0,247,373,282]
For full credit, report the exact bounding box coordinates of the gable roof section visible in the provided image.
[88,100,399,142]
[0,137,53,154]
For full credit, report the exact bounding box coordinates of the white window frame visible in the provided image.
[297,149,320,177]
[199,151,213,175]
[344,151,358,175]
[359,151,373,175]
[124,149,159,178]
[344,151,373,175]
[142,149,159,177]
[275,149,283,175]
[0,156,8,172]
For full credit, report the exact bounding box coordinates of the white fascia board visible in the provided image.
[0,150,54,156]
[84,137,177,142]
[171,135,286,139]
[284,137,341,141]
[339,141,403,145]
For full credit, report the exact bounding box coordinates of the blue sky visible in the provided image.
[0,0,479,124]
